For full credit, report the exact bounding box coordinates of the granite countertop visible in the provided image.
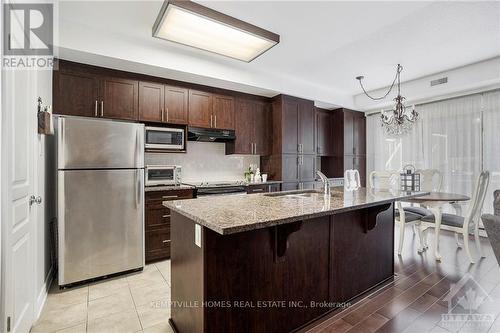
[164,188,429,235]
[145,185,195,192]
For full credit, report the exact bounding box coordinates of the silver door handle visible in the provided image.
[297,144,301,153]
[250,142,253,154]
[210,115,213,128]
[162,215,170,218]
[94,100,98,117]
[135,170,140,208]
[100,101,104,117]
[29,195,42,206]
[161,108,164,122]
[254,143,257,154]
[214,115,217,128]
[166,108,169,122]
[162,195,178,199]
[162,240,171,244]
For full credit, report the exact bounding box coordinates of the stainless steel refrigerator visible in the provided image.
[55,116,145,286]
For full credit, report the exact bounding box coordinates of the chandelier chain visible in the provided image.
[357,64,403,101]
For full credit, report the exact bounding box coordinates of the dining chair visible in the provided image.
[405,169,443,217]
[421,171,490,263]
[481,190,500,265]
[368,171,423,255]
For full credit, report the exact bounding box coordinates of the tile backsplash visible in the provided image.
[145,141,260,183]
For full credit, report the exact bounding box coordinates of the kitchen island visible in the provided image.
[164,188,427,333]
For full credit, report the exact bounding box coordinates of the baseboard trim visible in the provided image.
[35,265,54,320]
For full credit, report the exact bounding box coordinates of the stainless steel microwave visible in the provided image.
[145,165,182,186]
[145,126,185,151]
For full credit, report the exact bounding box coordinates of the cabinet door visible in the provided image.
[165,85,189,125]
[282,154,299,182]
[53,71,99,117]
[282,100,299,154]
[145,228,171,262]
[299,101,315,154]
[299,155,316,182]
[139,81,164,123]
[317,111,331,156]
[253,101,271,155]
[230,99,253,154]
[100,77,139,121]
[343,111,355,155]
[353,114,366,156]
[188,90,213,128]
[213,95,235,130]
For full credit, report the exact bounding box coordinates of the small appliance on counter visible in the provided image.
[145,165,182,187]
[145,126,185,151]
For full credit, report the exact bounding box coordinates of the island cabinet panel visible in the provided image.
[330,204,394,302]
[164,85,189,124]
[203,217,331,333]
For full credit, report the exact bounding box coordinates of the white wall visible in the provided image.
[354,57,500,112]
[145,142,260,183]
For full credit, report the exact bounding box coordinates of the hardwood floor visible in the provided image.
[303,226,500,333]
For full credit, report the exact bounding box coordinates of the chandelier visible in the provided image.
[356,64,419,136]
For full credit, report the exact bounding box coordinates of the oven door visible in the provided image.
[146,166,177,186]
[145,127,185,150]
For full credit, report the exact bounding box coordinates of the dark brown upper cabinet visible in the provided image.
[164,85,188,124]
[99,77,138,121]
[212,94,235,130]
[53,70,99,117]
[139,81,164,123]
[188,90,213,128]
[139,83,188,124]
[226,98,270,155]
[272,95,315,155]
[316,109,335,156]
[189,91,235,130]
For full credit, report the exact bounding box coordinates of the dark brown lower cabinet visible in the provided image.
[170,203,395,333]
[145,188,194,263]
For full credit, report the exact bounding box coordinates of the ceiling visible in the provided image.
[57,1,500,108]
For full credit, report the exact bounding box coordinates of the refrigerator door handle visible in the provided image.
[136,169,140,208]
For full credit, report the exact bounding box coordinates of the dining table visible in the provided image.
[403,192,470,260]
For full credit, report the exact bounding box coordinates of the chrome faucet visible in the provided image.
[316,171,331,195]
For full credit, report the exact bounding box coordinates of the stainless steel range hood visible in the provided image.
[188,127,236,142]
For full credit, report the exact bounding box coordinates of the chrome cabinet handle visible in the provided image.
[162,195,178,199]
[100,101,104,117]
[250,142,253,154]
[162,240,170,244]
[214,115,217,128]
[254,143,257,154]
[161,108,164,122]
[166,108,169,122]
[297,144,301,153]
[210,115,213,128]
[162,215,170,218]
[94,100,98,117]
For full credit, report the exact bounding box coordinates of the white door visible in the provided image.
[1,68,38,332]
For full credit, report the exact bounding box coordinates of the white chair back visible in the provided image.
[368,171,398,191]
[464,171,490,232]
[344,169,361,191]
[415,169,442,192]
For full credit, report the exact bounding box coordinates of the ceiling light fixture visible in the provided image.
[356,64,419,136]
[152,0,280,62]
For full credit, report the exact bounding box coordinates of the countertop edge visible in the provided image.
[165,191,430,235]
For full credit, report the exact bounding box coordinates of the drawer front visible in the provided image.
[145,205,170,229]
[146,189,194,202]
[145,227,171,262]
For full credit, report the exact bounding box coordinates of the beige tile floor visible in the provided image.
[31,260,174,333]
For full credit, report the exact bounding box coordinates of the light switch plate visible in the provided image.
[195,224,201,248]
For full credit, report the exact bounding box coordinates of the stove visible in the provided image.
[184,181,247,197]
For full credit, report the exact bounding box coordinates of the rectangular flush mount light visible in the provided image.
[152,0,280,62]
